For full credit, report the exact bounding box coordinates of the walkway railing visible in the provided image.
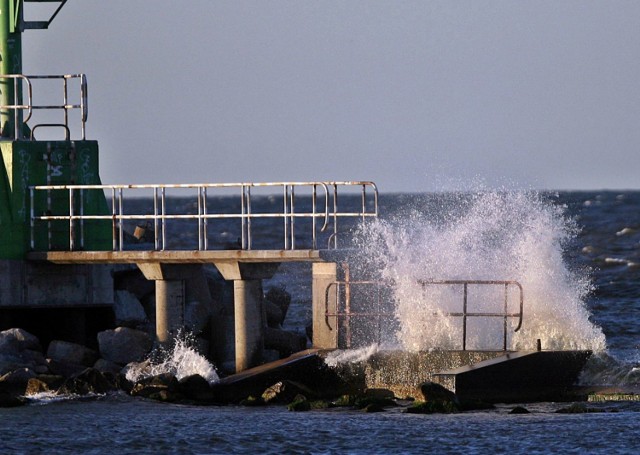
[325,279,523,351]
[0,73,88,140]
[29,181,378,251]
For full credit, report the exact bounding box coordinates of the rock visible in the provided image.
[265,286,291,322]
[262,380,317,404]
[406,400,458,414]
[362,403,385,412]
[24,375,64,396]
[184,299,210,334]
[264,327,307,357]
[0,386,25,407]
[57,368,117,395]
[510,406,531,414]
[420,381,460,408]
[0,328,42,353]
[177,374,216,402]
[556,403,600,414]
[130,373,180,399]
[287,394,311,412]
[265,300,285,328]
[25,377,51,396]
[93,358,123,375]
[47,340,98,367]
[239,395,266,407]
[114,290,148,328]
[114,267,155,299]
[46,359,87,378]
[0,367,37,384]
[98,327,153,365]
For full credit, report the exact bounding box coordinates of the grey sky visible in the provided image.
[22,1,640,192]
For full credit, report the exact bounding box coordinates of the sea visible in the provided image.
[1,189,639,454]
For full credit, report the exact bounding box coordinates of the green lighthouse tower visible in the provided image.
[0,0,110,258]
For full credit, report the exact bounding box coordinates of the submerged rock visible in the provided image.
[287,394,311,412]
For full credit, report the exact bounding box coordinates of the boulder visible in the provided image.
[264,327,307,357]
[265,300,284,328]
[98,327,153,365]
[130,373,180,400]
[0,384,25,407]
[262,380,317,404]
[177,374,216,402]
[46,359,87,378]
[184,299,210,334]
[57,368,117,395]
[47,340,99,367]
[0,328,42,353]
[93,358,123,375]
[420,381,460,407]
[24,375,64,396]
[265,286,291,322]
[113,290,148,328]
[0,367,37,384]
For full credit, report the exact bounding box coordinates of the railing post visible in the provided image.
[462,283,468,351]
[68,188,74,251]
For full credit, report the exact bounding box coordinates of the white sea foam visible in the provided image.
[124,334,219,385]
[351,190,607,352]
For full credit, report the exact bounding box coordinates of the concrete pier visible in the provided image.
[26,250,330,372]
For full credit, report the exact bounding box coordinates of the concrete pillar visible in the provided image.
[233,279,264,372]
[312,262,338,349]
[155,279,184,345]
[137,263,192,347]
[213,261,280,373]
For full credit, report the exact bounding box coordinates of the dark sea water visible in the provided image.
[1,190,639,454]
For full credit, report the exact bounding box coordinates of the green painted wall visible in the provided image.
[0,140,111,258]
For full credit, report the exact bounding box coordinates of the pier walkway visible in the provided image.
[25,181,378,372]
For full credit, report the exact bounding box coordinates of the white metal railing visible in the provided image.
[0,73,88,140]
[29,181,378,252]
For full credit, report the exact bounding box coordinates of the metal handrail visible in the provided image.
[29,181,378,252]
[324,278,524,351]
[418,280,524,351]
[0,73,88,140]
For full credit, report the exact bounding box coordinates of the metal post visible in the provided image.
[462,283,468,351]
[0,0,24,139]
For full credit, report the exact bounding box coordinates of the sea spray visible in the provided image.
[351,190,607,352]
[124,332,219,385]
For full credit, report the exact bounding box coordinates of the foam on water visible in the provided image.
[352,190,607,352]
[124,334,219,385]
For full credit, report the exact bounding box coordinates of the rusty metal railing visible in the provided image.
[418,280,524,351]
[29,181,378,252]
[324,278,524,351]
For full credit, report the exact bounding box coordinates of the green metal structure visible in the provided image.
[0,0,110,259]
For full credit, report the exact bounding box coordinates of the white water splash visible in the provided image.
[324,344,379,367]
[353,190,607,352]
[124,335,219,385]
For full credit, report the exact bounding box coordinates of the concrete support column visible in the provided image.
[233,279,264,372]
[137,263,192,347]
[213,261,280,373]
[312,262,338,349]
[155,279,185,345]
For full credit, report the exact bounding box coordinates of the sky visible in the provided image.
[21,0,640,192]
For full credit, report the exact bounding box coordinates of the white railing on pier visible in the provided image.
[29,181,378,252]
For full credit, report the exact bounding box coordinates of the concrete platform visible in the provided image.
[26,249,323,265]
